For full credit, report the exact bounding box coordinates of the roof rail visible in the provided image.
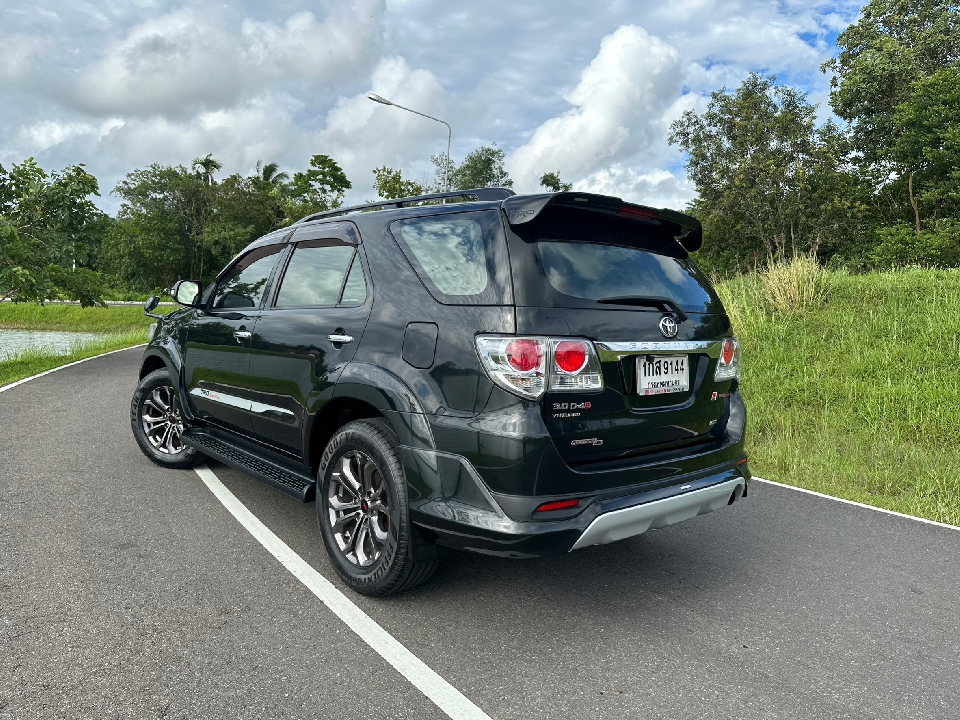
[294,187,516,225]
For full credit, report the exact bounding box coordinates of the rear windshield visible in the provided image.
[537,241,715,312]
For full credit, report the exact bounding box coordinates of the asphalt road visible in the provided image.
[2,347,959,719]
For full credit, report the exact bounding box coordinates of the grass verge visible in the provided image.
[718,265,960,526]
[0,330,149,387]
[0,302,172,332]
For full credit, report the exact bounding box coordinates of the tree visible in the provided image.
[255,160,289,186]
[891,66,960,234]
[432,144,513,191]
[372,166,426,199]
[823,0,960,171]
[539,171,572,192]
[285,154,351,221]
[105,163,212,288]
[669,73,870,272]
[193,153,223,187]
[0,159,107,305]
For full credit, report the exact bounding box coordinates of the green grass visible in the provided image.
[0,302,172,332]
[0,330,149,387]
[718,265,960,526]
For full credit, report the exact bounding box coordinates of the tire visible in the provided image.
[130,368,202,469]
[317,418,438,596]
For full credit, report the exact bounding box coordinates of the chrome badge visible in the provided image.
[658,315,679,338]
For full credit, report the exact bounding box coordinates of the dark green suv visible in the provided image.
[131,188,749,595]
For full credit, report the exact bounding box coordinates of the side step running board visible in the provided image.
[183,431,316,502]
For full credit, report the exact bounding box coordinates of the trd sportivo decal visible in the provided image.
[552,401,591,418]
[570,438,603,446]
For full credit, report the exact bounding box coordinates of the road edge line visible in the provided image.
[193,464,492,720]
[754,476,960,532]
[0,344,147,394]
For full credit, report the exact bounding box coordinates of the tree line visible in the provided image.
[669,0,960,274]
[0,140,571,303]
[1,0,957,303]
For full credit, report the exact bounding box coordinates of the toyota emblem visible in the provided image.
[658,315,679,338]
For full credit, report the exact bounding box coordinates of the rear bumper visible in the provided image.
[570,476,744,550]
[408,458,749,558]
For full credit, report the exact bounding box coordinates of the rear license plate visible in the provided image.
[637,355,689,396]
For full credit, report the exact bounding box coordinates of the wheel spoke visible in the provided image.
[329,494,360,512]
[371,515,389,543]
[150,388,169,412]
[353,518,371,566]
[336,455,362,497]
[362,459,377,497]
[332,510,361,535]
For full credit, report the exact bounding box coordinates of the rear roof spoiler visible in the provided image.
[502,192,703,253]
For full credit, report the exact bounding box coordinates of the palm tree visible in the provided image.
[192,153,222,186]
[255,160,289,185]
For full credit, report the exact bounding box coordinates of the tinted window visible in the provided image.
[538,242,713,311]
[398,215,488,295]
[213,246,282,310]
[339,254,367,305]
[275,244,355,307]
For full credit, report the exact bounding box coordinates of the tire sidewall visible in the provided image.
[317,420,411,593]
[130,368,199,469]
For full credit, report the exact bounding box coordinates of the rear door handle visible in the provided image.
[326,334,354,344]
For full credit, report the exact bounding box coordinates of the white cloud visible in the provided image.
[70,2,386,117]
[579,165,695,210]
[0,0,861,213]
[0,34,47,85]
[506,25,682,193]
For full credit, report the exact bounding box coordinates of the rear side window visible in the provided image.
[275,243,358,308]
[538,242,713,311]
[391,209,512,305]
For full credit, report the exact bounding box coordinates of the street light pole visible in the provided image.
[368,94,452,192]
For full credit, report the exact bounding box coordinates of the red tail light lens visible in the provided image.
[505,339,542,372]
[554,340,588,374]
[721,338,736,365]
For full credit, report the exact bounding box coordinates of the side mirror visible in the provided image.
[171,280,203,307]
[143,295,163,319]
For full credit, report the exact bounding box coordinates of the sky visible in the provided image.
[0,0,863,214]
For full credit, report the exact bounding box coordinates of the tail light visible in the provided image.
[476,335,604,401]
[714,337,742,381]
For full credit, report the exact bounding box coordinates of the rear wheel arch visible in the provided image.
[307,398,384,476]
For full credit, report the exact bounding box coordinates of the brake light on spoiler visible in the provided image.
[475,336,604,400]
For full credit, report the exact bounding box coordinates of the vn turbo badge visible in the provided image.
[659,315,679,338]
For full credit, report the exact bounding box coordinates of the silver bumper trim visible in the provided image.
[570,477,744,551]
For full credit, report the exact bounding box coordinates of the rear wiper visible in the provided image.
[595,296,688,323]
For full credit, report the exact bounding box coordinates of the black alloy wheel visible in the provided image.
[317,418,438,596]
[131,368,201,469]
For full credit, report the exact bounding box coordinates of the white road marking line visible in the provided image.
[0,344,147,394]
[193,464,493,720]
[754,476,960,531]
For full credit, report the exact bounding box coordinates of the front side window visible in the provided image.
[275,243,357,307]
[390,209,511,305]
[212,246,282,310]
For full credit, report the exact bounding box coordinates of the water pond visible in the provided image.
[0,329,107,361]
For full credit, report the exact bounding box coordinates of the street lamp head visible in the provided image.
[367,93,393,106]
